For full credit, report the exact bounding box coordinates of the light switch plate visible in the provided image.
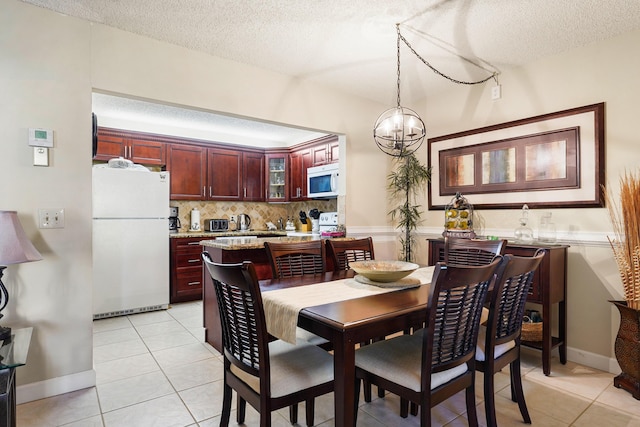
[38,208,65,229]
[33,147,49,166]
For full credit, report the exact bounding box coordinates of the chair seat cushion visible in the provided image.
[475,325,516,361]
[230,339,333,398]
[355,333,468,392]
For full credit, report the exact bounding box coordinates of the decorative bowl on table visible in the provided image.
[349,260,419,283]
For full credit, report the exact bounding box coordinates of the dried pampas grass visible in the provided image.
[606,171,640,310]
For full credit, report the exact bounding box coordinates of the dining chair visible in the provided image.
[325,237,382,397]
[264,240,330,349]
[353,258,501,427]
[264,240,326,278]
[202,253,334,427]
[444,236,506,266]
[325,237,374,271]
[475,249,545,427]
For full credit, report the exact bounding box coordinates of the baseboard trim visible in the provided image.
[567,346,620,374]
[17,369,96,404]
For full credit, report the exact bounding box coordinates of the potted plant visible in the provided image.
[607,171,640,399]
[387,152,431,262]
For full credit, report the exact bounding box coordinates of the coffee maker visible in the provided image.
[169,206,181,233]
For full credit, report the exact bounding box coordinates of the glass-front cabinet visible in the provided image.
[266,154,287,202]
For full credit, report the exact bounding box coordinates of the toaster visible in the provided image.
[204,219,229,232]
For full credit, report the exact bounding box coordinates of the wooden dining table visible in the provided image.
[259,267,434,427]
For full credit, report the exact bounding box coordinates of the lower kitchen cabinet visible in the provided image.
[170,237,204,303]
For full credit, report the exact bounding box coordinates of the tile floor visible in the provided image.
[16,300,640,426]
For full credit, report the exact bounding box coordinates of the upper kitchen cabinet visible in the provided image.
[94,127,166,166]
[287,136,338,201]
[167,144,207,200]
[265,152,288,202]
[289,147,313,201]
[309,135,340,166]
[242,151,265,201]
[206,148,264,201]
[207,147,241,200]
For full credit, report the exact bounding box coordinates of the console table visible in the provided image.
[0,327,32,427]
[427,239,568,376]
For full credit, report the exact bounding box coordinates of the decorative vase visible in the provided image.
[611,300,640,399]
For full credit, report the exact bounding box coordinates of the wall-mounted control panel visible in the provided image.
[29,128,54,147]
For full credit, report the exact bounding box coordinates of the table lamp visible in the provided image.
[0,211,42,341]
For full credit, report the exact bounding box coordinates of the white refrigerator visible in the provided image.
[92,166,170,319]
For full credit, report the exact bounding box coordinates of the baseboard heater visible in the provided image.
[93,304,168,320]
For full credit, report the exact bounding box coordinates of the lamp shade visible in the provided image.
[0,211,42,265]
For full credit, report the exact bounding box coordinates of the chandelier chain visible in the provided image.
[396,24,402,107]
[397,26,497,86]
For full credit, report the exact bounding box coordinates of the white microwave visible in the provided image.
[307,163,339,199]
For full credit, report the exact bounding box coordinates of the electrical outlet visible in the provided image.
[38,208,65,229]
[491,85,502,100]
[230,215,236,222]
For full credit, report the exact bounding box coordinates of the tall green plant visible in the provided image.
[387,152,431,262]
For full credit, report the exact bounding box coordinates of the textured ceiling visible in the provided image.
[21,0,640,144]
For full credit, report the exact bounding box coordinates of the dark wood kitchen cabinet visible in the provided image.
[206,148,264,201]
[207,147,241,200]
[167,144,264,201]
[94,127,166,166]
[170,237,204,303]
[427,238,568,376]
[265,152,288,202]
[289,148,312,201]
[310,135,339,166]
[241,151,265,201]
[167,144,207,200]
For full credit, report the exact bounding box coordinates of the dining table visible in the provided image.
[259,266,435,427]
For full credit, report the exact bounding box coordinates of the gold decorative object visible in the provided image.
[443,192,475,238]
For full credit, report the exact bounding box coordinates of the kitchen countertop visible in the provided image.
[170,230,288,238]
[200,235,322,250]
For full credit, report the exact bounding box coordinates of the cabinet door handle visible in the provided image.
[187,281,201,286]
[187,242,200,246]
[187,259,200,263]
[209,186,212,198]
[243,188,247,198]
[203,186,206,197]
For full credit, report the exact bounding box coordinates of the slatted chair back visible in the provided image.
[326,237,374,271]
[490,250,545,346]
[202,253,335,427]
[444,236,506,267]
[425,259,500,379]
[202,255,267,378]
[476,249,545,427]
[264,240,326,278]
[353,258,501,426]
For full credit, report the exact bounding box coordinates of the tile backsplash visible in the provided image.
[171,199,337,232]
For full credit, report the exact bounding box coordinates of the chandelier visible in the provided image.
[374,24,497,157]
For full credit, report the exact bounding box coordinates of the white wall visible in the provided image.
[5,0,639,402]
[420,28,640,367]
[2,0,95,399]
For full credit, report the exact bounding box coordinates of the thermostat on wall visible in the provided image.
[29,128,54,148]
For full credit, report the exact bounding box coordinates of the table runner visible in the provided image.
[262,266,435,344]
